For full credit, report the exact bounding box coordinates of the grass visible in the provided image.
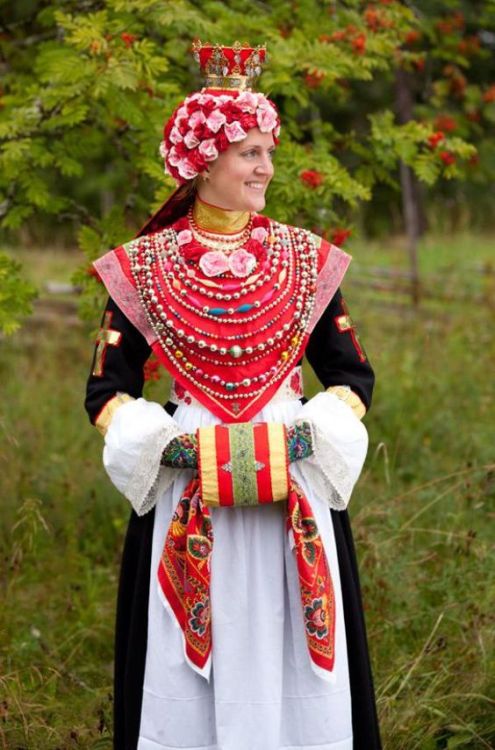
[1,234,494,749]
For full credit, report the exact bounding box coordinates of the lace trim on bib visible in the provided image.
[307,244,352,335]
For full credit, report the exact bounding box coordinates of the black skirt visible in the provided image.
[113,505,382,750]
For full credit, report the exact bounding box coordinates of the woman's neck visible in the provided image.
[192,195,250,234]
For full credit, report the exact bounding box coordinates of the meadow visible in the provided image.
[1,234,494,749]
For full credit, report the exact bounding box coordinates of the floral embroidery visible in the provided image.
[159,475,336,677]
[304,597,329,640]
[189,598,210,636]
[287,421,313,463]
[187,533,212,560]
[174,381,192,405]
[161,433,197,469]
[289,368,302,394]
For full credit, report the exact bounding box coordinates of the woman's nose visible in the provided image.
[255,154,274,176]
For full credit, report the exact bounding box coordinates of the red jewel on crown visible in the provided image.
[192,40,267,91]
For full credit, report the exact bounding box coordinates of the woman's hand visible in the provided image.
[161,422,314,470]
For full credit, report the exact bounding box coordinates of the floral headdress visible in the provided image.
[160,41,281,184]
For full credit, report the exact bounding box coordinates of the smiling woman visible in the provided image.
[84,40,380,750]
[198,129,276,213]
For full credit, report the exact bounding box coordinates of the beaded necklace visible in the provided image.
[126,216,318,421]
[188,206,253,252]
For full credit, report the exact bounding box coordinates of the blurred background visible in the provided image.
[1,1,494,747]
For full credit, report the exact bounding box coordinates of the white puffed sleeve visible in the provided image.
[292,391,369,510]
[103,398,183,516]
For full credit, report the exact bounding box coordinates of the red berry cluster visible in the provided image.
[300,170,324,188]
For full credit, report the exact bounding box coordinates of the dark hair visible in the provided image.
[136,179,199,238]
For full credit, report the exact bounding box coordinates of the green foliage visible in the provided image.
[392,0,495,222]
[2,0,488,326]
[0,251,37,335]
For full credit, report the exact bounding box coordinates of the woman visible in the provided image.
[85,41,380,750]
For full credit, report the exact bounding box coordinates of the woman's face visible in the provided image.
[197,128,275,213]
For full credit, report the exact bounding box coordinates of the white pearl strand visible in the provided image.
[160,229,284,312]
[156,228,307,360]
[129,224,316,399]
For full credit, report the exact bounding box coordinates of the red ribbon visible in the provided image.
[158,477,335,677]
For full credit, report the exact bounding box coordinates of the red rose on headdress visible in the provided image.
[241,114,258,131]
[215,131,230,152]
[186,100,201,115]
[202,98,218,116]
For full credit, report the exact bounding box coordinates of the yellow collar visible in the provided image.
[192,197,250,234]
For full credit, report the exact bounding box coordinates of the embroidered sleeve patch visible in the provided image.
[92,311,123,377]
[333,298,367,363]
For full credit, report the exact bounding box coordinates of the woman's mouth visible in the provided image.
[245,182,265,191]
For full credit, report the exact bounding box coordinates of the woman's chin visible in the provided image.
[243,191,266,212]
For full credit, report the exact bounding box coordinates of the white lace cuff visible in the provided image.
[103,398,183,515]
[292,392,369,510]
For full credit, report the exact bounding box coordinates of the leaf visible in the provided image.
[0,251,37,334]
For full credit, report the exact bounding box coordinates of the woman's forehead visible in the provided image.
[237,129,275,149]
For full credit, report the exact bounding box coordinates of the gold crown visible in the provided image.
[192,40,267,91]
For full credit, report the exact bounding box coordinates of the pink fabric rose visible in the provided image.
[224,121,248,143]
[229,249,257,277]
[169,126,183,145]
[206,110,227,133]
[250,226,268,243]
[168,146,181,167]
[177,229,193,246]
[236,91,259,113]
[199,251,230,277]
[189,110,206,128]
[184,130,200,149]
[256,105,278,133]
[198,138,219,161]
[175,106,189,123]
[177,159,198,180]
